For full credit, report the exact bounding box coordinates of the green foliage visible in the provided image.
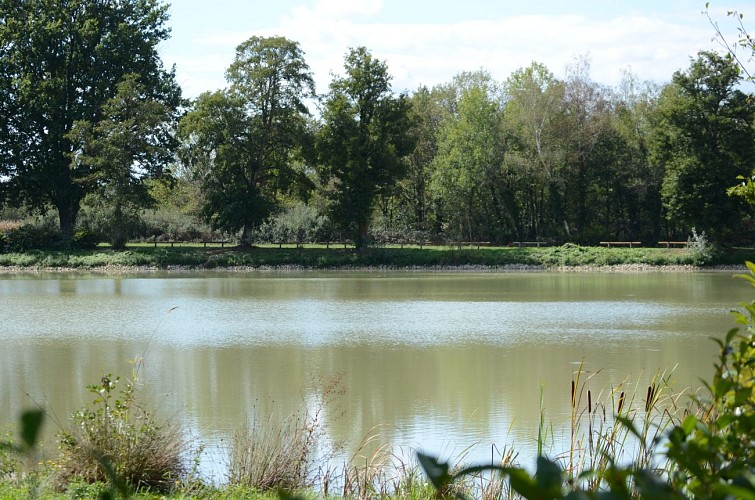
[257,202,328,247]
[686,227,715,266]
[654,51,755,239]
[53,363,187,493]
[728,171,755,205]
[178,36,315,247]
[318,47,414,249]
[77,193,143,249]
[1,243,750,270]
[0,0,181,236]
[66,73,178,249]
[0,223,66,252]
[431,71,514,243]
[662,261,755,497]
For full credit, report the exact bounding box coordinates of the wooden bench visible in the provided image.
[458,241,491,249]
[658,241,687,249]
[152,240,229,248]
[511,241,547,247]
[600,241,642,248]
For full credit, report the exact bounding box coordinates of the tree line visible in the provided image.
[1,1,754,249]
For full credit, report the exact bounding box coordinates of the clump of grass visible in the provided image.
[0,431,20,483]
[51,359,187,493]
[227,411,318,491]
[227,374,345,492]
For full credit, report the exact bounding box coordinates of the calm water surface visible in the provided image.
[0,270,749,477]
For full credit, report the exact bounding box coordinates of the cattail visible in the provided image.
[571,380,576,409]
[588,390,592,414]
[645,385,653,412]
[618,391,625,415]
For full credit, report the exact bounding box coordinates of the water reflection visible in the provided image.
[0,271,748,472]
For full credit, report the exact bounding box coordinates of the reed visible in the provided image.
[558,365,687,494]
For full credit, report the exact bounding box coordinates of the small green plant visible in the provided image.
[52,360,186,494]
[686,227,714,266]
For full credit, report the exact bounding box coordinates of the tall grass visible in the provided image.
[227,374,344,493]
[559,366,686,494]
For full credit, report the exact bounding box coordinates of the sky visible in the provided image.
[158,0,755,99]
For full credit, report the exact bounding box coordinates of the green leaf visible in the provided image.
[681,415,697,435]
[734,388,752,406]
[20,410,44,451]
[535,455,564,495]
[507,467,541,499]
[416,451,452,491]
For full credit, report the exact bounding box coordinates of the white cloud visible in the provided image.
[274,11,714,94]
[163,2,755,99]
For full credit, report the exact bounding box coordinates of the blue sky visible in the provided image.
[159,0,755,98]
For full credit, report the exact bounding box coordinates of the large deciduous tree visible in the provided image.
[67,74,176,248]
[178,36,315,246]
[556,56,614,242]
[502,62,564,239]
[0,0,181,237]
[317,47,413,249]
[431,71,513,243]
[653,51,755,239]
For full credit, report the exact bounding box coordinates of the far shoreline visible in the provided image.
[0,262,747,275]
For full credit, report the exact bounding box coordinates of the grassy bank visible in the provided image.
[0,242,753,270]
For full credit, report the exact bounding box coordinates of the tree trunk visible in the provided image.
[57,201,79,240]
[110,202,126,249]
[240,224,254,247]
[356,220,368,249]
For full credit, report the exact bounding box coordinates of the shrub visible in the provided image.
[1,223,66,252]
[52,362,187,493]
[687,227,715,266]
[227,412,317,492]
[72,229,101,249]
[257,202,328,247]
[663,262,755,497]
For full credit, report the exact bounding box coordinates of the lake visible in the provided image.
[0,270,749,479]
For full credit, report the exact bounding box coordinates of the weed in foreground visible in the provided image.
[51,359,187,494]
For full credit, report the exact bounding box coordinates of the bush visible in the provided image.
[0,223,66,252]
[72,229,101,249]
[256,202,329,247]
[228,412,317,491]
[687,227,716,266]
[52,362,187,493]
[227,374,343,492]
